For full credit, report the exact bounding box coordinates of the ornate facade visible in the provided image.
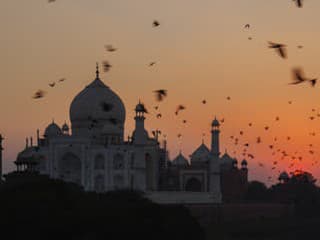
[11,65,248,203]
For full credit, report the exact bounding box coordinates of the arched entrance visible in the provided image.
[185,178,202,192]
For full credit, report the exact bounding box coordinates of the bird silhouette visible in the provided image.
[294,0,303,8]
[244,24,250,29]
[49,82,55,87]
[153,20,160,27]
[291,67,317,87]
[202,100,207,104]
[153,89,167,101]
[268,41,287,59]
[156,113,162,119]
[310,78,317,87]
[105,44,117,52]
[175,105,186,115]
[182,120,187,124]
[256,137,261,143]
[58,78,65,82]
[32,90,46,99]
[149,62,156,67]
[102,61,112,72]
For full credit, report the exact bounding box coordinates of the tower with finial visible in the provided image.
[211,117,220,156]
[0,134,4,181]
[132,100,148,145]
[208,118,222,201]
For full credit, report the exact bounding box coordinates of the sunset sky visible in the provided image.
[1,0,320,185]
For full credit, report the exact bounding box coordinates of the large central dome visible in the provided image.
[69,66,126,137]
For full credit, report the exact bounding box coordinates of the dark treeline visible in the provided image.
[0,175,204,240]
[245,170,320,217]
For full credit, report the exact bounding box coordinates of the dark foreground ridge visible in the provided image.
[0,174,204,240]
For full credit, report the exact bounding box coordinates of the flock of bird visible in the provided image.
[37,0,319,182]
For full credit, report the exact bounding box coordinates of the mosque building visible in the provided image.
[4,65,249,204]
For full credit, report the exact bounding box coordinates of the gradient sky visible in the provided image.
[1,0,320,185]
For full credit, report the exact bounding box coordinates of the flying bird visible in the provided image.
[153,20,160,27]
[202,100,207,104]
[175,105,186,115]
[244,24,250,29]
[293,0,303,8]
[49,82,55,87]
[256,137,261,143]
[149,62,156,67]
[32,90,46,99]
[291,67,317,87]
[268,41,287,59]
[153,89,167,101]
[156,113,162,119]
[105,44,117,52]
[58,78,65,82]
[102,61,112,72]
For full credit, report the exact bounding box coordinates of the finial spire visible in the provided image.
[96,62,100,79]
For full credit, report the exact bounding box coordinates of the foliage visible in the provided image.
[0,174,204,240]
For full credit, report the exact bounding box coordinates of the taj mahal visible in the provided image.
[8,65,249,204]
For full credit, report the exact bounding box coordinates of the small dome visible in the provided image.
[135,102,147,113]
[44,122,62,138]
[211,118,220,127]
[16,147,40,164]
[190,143,210,161]
[241,159,248,166]
[279,171,289,180]
[69,65,126,136]
[172,153,189,166]
[62,122,69,132]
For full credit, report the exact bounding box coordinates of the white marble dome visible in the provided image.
[70,69,126,136]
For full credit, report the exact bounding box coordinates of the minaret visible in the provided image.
[0,134,4,181]
[211,117,220,156]
[133,101,148,145]
[209,118,222,202]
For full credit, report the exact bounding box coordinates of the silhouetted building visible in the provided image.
[8,64,249,204]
